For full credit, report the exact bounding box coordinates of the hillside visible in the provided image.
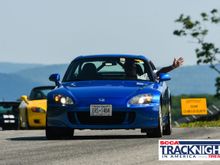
[16,64,68,84]
[168,65,219,95]
[0,63,218,100]
[0,62,43,73]
[0,73,40,100]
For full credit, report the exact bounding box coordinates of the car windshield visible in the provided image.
[0,103,18,114]
[29,88,53,100]
[63,57,154,82]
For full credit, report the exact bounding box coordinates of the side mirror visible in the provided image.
[159,73,171,82]
[21,95,29,104]
[49,73,61,87]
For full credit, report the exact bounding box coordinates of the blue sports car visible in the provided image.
[46,54,172,139]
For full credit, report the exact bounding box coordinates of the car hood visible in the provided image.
[62,80,156,99]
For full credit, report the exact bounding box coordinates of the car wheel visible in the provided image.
[46,126,74,140]
[163,103,172,135]
[147,106,163,138]
[17,117,21,130]
[25,108,30,129]
[2,126,5,130]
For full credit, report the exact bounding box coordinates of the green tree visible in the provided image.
[173,9,220,97]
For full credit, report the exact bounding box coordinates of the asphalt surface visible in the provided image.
[0,128,220,165]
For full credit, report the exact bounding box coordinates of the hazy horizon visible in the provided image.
[0,60,214,68]
[1,0,220,66]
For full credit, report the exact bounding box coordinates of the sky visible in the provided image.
[0,0,220,66]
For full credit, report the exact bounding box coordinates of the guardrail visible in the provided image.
[174,105,220,126]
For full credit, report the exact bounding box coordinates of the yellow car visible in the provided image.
[19,86,54,129]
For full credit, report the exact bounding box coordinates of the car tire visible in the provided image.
[17,117,21,130]
[46,126,74,140]
[25,108,30,129]
[163,103,172,135]
[147,106,163,138]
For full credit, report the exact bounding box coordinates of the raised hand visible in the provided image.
[172,57,184,68]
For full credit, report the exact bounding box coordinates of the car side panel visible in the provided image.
[27,100,47,128]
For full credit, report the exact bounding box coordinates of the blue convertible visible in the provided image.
[46,54,172,139]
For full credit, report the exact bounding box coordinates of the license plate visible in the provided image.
[90,104,112,116]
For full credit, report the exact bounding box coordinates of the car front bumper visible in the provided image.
[28,111,46,128]
[47,104,160,129]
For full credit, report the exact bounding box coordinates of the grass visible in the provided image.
[179,120,220,127]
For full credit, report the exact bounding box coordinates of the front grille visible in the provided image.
[70,112,135,125]
[77,112,125,125]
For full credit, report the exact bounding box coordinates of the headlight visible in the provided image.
[31,107,45,113]
[128,94,153,106]
[53,94,74,105]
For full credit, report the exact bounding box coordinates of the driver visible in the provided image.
[124,59,137,79]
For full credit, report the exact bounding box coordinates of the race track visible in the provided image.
[0,128,220,165]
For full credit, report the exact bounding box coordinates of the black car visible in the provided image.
[0,102,20,130]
